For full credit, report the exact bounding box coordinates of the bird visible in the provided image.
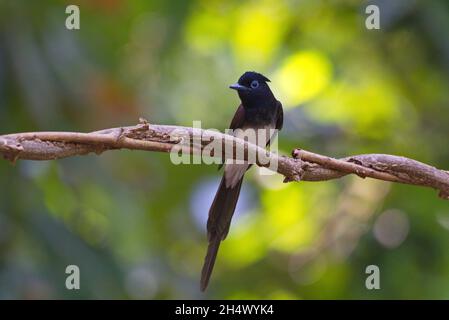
[200,71,283,291]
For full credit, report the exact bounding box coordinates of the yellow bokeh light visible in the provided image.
[220,216,267,268]
[269,222,314,253]
[184,3,230,54]
[306,72,401,138]
[231,1,288,67]
[267,290,298,300]
[274,50,332,107]
[262,184,316,253]
[262,184,306,231]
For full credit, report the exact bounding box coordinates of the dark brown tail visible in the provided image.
[200,175,243,291]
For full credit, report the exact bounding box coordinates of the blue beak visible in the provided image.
[229,83,249,91]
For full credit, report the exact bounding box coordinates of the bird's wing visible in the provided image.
[265,100,283,148]
[218,104,246,171]
[230,104,246,130]
[275,100,283,131]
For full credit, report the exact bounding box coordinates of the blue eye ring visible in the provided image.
[250,80,259,89]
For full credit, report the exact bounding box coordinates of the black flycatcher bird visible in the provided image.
[200,71,283,291]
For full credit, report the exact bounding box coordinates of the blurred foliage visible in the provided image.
[0,0,449,299]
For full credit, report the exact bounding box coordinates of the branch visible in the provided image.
[1,119,448,200]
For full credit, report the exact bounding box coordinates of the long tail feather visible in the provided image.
[200,236,221,291]
[200,174,243,291]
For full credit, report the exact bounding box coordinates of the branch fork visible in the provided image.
[1,120,448,200]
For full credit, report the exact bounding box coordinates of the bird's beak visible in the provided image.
[229,83,249,91]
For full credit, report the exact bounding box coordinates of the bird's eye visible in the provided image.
[250,80,259,89]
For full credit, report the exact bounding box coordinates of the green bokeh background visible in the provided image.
[1,0,449,299]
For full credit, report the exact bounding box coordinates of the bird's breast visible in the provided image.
[244,104,278,127]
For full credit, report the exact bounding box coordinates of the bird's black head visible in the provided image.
[229,71,275,108]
